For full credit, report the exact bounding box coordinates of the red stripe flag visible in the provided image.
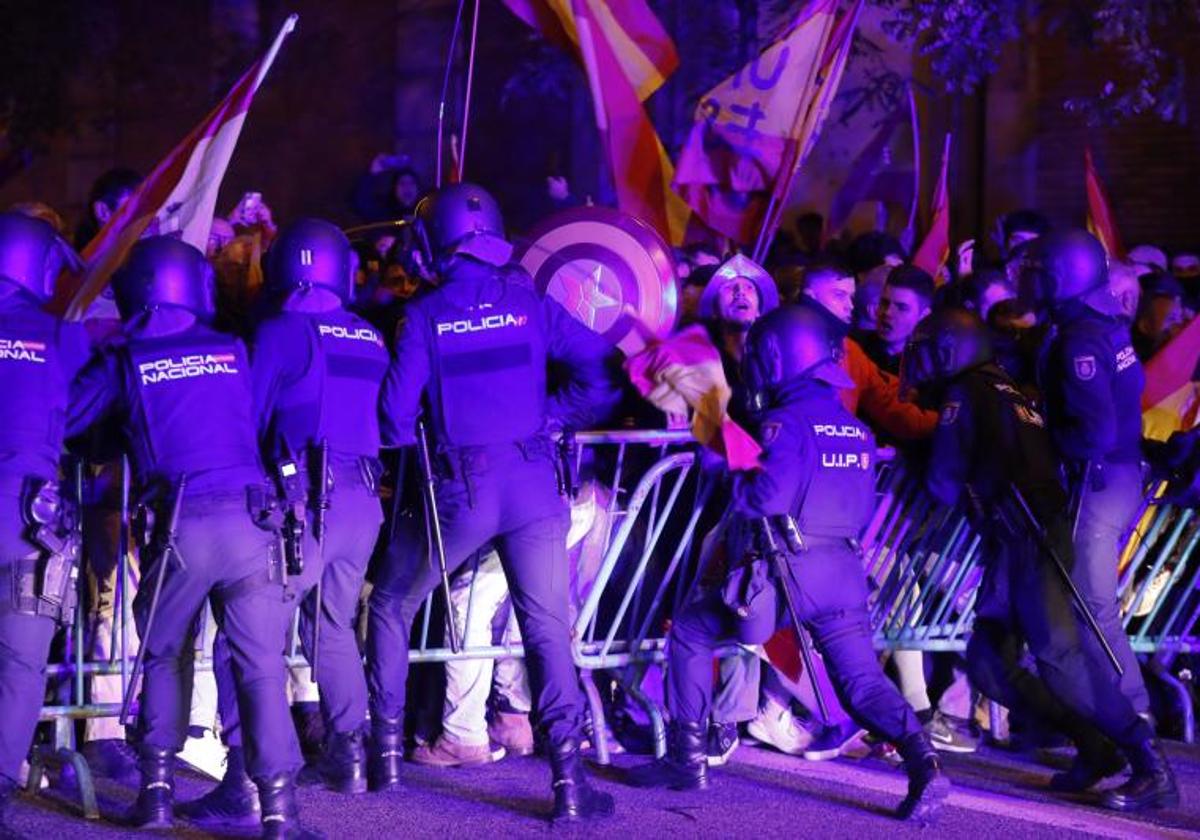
[673,0,862,249]
[624,325,762,470]
[1085,145,1125,259]
[53,15,297,320]
[912,133,951,279]
[501,0,688,244]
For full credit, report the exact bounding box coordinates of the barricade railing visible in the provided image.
[28,436,1200,800]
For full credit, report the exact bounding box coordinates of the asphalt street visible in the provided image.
[8,739,1200,838]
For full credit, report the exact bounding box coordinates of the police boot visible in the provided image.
[1049,728,1126,792]
[896,731,950,824]
[1102,739,1179,812]
[177,746,260,827]
[550,737,615,823]
[627,721,709,791]
[257,773,322,839]
[367,717,403,792]
[127,744,176,829]
[313,731,367,795]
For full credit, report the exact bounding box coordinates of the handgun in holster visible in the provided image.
[273,445,308,578]
[18,478,83,625]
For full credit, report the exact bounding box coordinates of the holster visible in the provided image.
[0,478,83,624]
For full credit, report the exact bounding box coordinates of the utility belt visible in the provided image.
[0,477,82,624]
[432,436,553,482]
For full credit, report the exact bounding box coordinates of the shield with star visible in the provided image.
[516,207,679,355]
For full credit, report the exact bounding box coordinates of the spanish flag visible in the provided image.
[912,133,951,279]
[502,0,688,244]
[53,16,297,320]
[1085,146,1125,259]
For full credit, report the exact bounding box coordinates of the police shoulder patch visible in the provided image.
[939,402,961,426]
[760,421,782,445]
[1073,354,1097,381]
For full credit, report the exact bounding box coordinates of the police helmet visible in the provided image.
[1017,229,1108,311]
[0,211,70,302]
[743,304,852,405]
[414,183,513,268]
[265,218,357,302]
[901,307,993,391]
[112,236,215,321]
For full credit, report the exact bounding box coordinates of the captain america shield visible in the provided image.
[516,207,678,355]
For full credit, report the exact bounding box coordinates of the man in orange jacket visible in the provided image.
[798,262,937,439]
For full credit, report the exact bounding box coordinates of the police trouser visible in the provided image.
[134,493,302,781]
[965,520,1151,752]
[0,488,62,784]
[668,538,921,744]
[1069,461,1149,714]
[215,463,383,745]
[367,443,583,746]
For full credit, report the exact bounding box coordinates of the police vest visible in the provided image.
[270,310,389,457]
[427,278,547,446]
[0,303,70,474]
[124,328,261,483]
[791,392,876,538]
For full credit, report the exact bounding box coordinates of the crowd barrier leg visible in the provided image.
[27,744,100,820]
[580,674,611,765]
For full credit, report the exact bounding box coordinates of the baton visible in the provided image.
[758,518,831,725]
[415,419,460,654]
[309,439,330,683]
[121,474,188,727]
[1009,484,1123,676]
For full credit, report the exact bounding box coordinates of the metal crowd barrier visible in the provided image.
[26,434,1200,808]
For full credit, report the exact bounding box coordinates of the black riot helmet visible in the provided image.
[901,307,993,392]
[414,182,513,269]
[743,304,852,406]
[265,218,357,302]
[1017,229,1109,313]
[0,211,72,303]
[112,236,215,321]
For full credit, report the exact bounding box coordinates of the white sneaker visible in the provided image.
[178,729,228,781]
[745,702,814,756]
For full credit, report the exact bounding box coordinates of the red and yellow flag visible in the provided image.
[501,0,687,244]
[52,15,296,320]
[912,133,951,279]
[1085,145,1125,259]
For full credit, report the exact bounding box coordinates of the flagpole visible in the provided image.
[457,0,482,179]
[751,4,839,262]
[254,14,299,91]
[436,0,470,188]
[904,80,920,248]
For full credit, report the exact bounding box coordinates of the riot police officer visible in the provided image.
[908,308,1178,811]
[66,237,312,838]
[631,305,949,824]
[0,212,90,833]
[367,183,621,822]
[1021,232,1152,714]
[184,219,389,825]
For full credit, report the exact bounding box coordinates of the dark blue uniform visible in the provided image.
[0,292,89,786]
[668,377,922,744]
[926,364,1153,758]
[254,305,388,733]
[368,258,619,749]
[1038,299,1149,713]
[67,314,303,783]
